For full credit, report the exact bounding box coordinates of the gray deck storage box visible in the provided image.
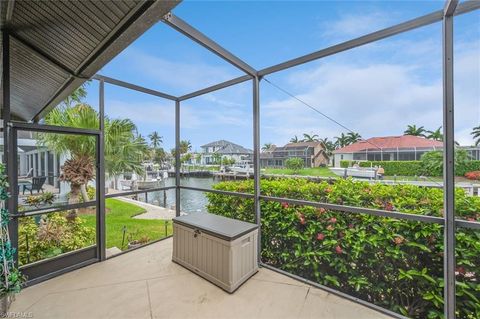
[173,213,258,293]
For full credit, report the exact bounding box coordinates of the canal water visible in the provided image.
[136,177,217,213]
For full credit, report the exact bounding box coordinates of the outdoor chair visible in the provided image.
[19,168,33,179]
[23,177,46,195]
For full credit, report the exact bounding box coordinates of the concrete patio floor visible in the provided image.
[11,238,391,319]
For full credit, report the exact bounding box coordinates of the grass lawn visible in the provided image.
[80,198,172,251]
[264,167,337,177]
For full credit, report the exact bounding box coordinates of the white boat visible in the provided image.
[230,162,254,174]
[329,167,377,179]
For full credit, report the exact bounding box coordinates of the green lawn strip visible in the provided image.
[264,167,337,177]
[80,198,172,251]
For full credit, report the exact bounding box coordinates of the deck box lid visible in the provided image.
[173,213,257,241]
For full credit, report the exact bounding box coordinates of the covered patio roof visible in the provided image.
[0,0,180,121]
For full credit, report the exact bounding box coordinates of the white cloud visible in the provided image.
[261,41,479,147]
[116,48,239,94]
[320,10,394,40]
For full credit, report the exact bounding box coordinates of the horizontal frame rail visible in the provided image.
[178,75,253,101]
[11,121,101,136]
[455,219,480,230]
[258,0,480,76]
[260,263,408,319]
[179,186,255,198]
[105,186,177,198]
[93,75,177,101]
[260,195,445,224]
[14,201,97,217]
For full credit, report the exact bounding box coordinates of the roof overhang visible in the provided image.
[1,0,181,122]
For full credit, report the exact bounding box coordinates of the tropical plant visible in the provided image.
[426,126,443,141]
[212,153,222,165]
[346,132,362,144]
[179,140,192,154]
[262,143,273,152]
[319,138,337,156]
[63,83,88,107]
[148,131,162,149]
[420,149,470,176]
[290,135,300,143]
[207,178,480,319]
[301,133,319,142]
[39,104,148,207]
[471,125,480,146]
[334,133,349,148]
[195,153,202,164]
[0,164,25,303]
[404,124,426,137]
[18,212,95,266]
[465,171,480,180]
[285,157,304,173]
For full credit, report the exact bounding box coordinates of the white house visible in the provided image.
[200,140,252,165]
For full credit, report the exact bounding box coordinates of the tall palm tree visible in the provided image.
[404,124,426,137]
[302,133,319,142]
[290,135,300,143]
[148,131,162,149]
[39,104,148,209]
[471,126,480,146]
[179,140,192,154]
[346,132,362,144]
[334,133,349,148]
[320,138,337,156]
[426,126,443,141]
[63,84,88,107]
[262,143,273,152]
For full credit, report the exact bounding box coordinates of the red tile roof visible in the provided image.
[334,135,443,153]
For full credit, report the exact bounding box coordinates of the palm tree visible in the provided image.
[262,143,273,152]
[290,135,300,143]
[39,104,148,210]
[320,138,337,156]
[148,131,162,149]
[179,140,192,154]
[302,133,319,142]
[63,84,88,107]
[334,133,349,148]
[471,126,480,146]
[346,132,362,144]
[426,126,443,141]
[404,124,426,137]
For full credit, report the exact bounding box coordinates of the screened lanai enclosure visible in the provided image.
[1,1,480,318]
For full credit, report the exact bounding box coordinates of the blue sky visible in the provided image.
[84,1,479,151]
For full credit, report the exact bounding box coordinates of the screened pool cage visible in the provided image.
[2,1,480,318]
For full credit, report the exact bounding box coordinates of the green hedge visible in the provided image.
[341,159,480,177]
[458,161,480,176]
[207,178,480,319]
[341,160,423,176]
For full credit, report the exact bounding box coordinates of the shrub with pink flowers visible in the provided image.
[465,171,480,180]
[206,178,480,319]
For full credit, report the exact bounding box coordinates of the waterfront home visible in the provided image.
[260,141,329,168]
[200,140,252,165]
[332,135,443,167]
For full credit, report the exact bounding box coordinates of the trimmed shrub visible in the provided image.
[341,158,480,177]
[285,157,304,173]
[207,178,480,319]
[465,171,480,180]
[340,160,424,176]
[18,213,95,266]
